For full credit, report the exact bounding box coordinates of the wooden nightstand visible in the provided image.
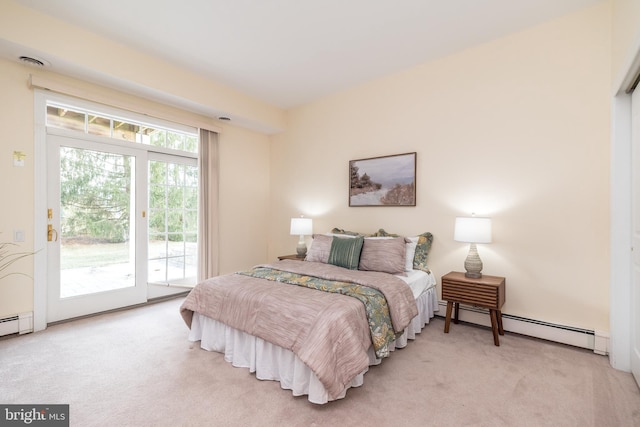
[441,271,506,346]
[277,254,305,261]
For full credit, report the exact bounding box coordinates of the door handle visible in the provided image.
[47,224,58,242]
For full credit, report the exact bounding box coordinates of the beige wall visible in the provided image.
[0,59,36,317]
[0,1,618,336]
[218,124,271,273]
[0,1,279,320]
[612,0,640,85]
[0,59,271,318]
[0,1,285,134]
[270,3,612,332]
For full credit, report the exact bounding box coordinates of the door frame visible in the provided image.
[45,134,148,323]
[610,47,640,373]
[33,89,47,331]
[611,91,632,372]
[33,92,153,328]
[631,87,640,384]
[32,89,199,330]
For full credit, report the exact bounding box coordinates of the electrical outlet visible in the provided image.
[13,229,25,242]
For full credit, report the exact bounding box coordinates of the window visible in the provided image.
[46,104,198,154]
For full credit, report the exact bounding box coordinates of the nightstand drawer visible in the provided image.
[442,280,500,309]
[441,272,505,310]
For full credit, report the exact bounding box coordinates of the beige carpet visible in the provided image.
[1,297,639,427]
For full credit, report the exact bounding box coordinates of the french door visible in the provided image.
[46,134,147,322]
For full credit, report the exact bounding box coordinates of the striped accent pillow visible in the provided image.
[305,234,334,263]
[358,237,407,275]
[327,236,364,270]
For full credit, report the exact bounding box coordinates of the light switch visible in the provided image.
[13,151,26,167]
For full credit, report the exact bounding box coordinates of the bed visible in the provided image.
[180,231,437,404]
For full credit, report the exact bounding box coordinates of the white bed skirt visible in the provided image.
[188,286,439,404]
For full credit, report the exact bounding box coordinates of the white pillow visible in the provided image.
[405,239,418,272]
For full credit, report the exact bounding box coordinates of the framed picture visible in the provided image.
[349,152,416,207]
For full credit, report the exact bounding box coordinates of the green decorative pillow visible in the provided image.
[328,236,364,270]
[330,228,362,236]
[368,228,400,237]
[412,232,434,272]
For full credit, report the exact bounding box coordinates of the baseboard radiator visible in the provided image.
[0,312,33,337]
[0,305,610,355]
[436,301,609,355]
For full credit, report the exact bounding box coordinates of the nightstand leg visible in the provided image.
[444,301,453,333]
[497,310,504,335]
[490,309,500,346]
[453,302,459,324]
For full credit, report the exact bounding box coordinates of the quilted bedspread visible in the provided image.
[180,260,418,400]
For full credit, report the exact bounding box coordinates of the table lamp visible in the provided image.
[454,216,492,278]
[290,216,313,258]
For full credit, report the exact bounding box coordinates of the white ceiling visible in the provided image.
[10,0,602,109]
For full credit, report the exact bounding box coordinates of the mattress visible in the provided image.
[188,269,438,404]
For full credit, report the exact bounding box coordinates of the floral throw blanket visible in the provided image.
[238,266,396,358]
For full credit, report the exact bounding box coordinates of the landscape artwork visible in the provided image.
[349,152,416,206]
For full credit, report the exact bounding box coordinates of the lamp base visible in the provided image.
[296,239,307,258]
[463,243,483,279]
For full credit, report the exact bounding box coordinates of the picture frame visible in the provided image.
[349,152,416,207]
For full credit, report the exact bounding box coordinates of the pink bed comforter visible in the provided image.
[180,260,418,400]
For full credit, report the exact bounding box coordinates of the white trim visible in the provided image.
[610,93,633,371]
[33,89,47,332]
[18,312,33,335]
[594,329,609,356]
[436,302,604,352]
[29,74,222,134]
[46,96,197,136]
[609,42,640,373]
[45,127,197,161]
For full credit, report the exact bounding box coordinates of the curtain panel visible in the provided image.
[198,129,220,282]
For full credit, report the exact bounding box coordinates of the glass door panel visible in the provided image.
[148,159,198,286]
[59,146,135,298]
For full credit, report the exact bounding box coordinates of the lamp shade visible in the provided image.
[454,217,492,244]
[290,217,313,236]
